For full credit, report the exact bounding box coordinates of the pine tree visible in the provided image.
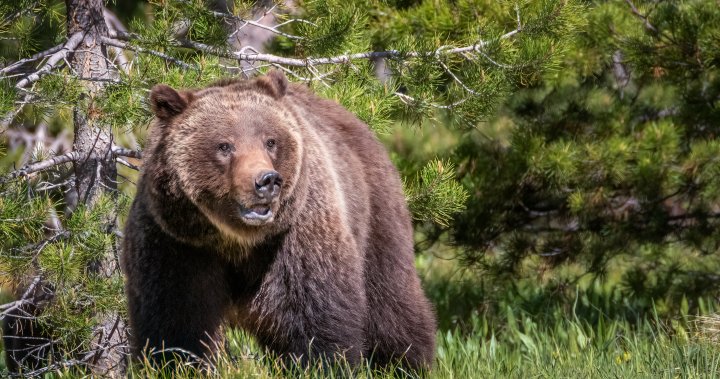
[445,0,720,315]
[0,0,581,375]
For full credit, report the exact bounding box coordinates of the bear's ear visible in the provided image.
[255,70,288,99]
[150,84,194,120]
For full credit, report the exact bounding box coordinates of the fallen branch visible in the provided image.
[7,358,85,378]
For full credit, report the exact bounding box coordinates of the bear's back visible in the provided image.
[284,84,414,259]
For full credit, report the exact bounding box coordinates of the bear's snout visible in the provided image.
[254,170,282,199]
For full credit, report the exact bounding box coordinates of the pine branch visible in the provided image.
[1,1,40,26]
[112,27,522,67]
[1,92,33,130]
[99,36,198,70]
[0,43,66,75]
[14,32,84,89]
[2,151,81,183]
[624,0,658,34]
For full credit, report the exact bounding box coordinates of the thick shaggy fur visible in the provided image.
[121,71,436,370]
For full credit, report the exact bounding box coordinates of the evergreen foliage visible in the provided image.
[14,0,720,377]
[437,0,720,315]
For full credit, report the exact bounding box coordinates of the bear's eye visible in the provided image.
[218,143,233,154]
[265,139,277,150]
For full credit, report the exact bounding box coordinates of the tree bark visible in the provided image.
[66,0,117,205]
[65,0,126,376]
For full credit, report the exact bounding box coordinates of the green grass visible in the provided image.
[4,259,720,378]
[114,315,720,379]
[7,319,718,378]
[431,316,720,378]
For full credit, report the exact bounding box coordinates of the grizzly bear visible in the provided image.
[121,70,436,371]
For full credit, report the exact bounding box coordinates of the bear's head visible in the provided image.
[145,71,304,245]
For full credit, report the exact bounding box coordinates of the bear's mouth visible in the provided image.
[240,205,274,225]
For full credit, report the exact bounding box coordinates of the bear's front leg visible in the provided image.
[247,231,368,367]
[123,217,231,365]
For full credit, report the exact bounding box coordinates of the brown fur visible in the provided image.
[121,71,436,371]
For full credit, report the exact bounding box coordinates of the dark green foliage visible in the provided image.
[313,65,398,133]
[0,185,49,277]
[10,0,691,376]
[294,0,368,57]
[405,159,468,227]
[0,187,128,354]
[438,0,720,313]
[0,0,64,59]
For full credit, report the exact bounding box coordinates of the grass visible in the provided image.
[431,314,720,378]
[4,257,720,378]
[115,314,720,378]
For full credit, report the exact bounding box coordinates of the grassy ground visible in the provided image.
[3,256,720,378]
[119,314,720,378]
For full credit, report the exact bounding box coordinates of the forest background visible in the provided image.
[1,0,720,377]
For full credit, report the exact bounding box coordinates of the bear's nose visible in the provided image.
[255,170,282,199]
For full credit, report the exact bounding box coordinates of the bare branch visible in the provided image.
[108,26,523,68]
[275,18,318,28]
[14,32,84,89]
[99,37,197,70]
[102,8,130,74]
[110,23,522,79]
[0,276,41,320]
[2,151,81,183]
[270,64,339,82]
[176,27,520,67]
[436,48,482,96]
[0,43,66,75]
[116,157,139,171]
[394,91,469,110]
[111,146,142,159]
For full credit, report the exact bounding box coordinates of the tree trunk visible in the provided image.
[66,0,117,204]
[65,0,126,376]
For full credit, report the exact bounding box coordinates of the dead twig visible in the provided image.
[0,276,42,320]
